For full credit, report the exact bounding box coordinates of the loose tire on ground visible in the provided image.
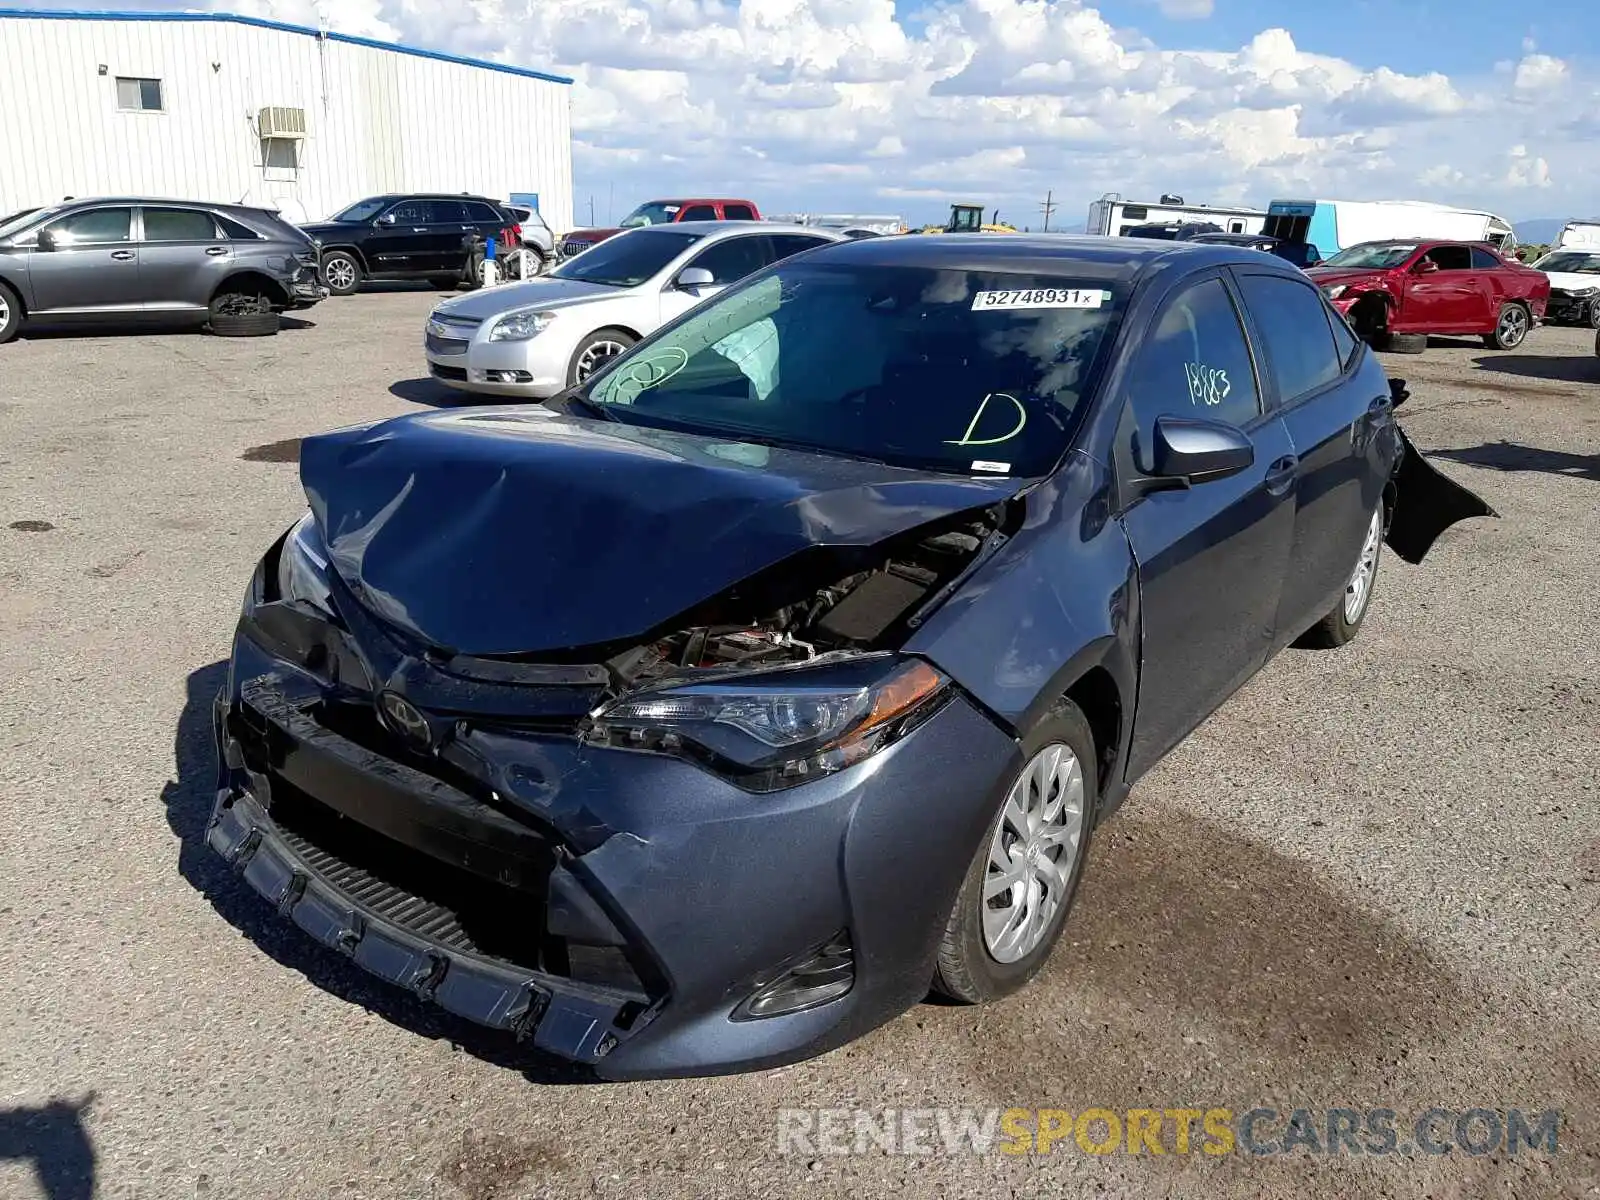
[320,251,362,297]
[1296,504,1385,649]
[208,293,280,338]
[566,328,637,386]
[0,282,22,345]
[931,701,1097,1004]
[1385,332,1427,355]
[1483,302,1531,350]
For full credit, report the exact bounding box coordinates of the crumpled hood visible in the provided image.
[431,277,623,321]
[1305,267,1391,290]
[298,407,1025,657]
[1542,270,1600,293]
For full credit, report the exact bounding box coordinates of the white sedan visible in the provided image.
[423,222,844,398]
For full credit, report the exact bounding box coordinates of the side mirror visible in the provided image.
[675,266,715,291]
[1149,415,1255,484]
[1413,259,1439,275]
[35,228,58,251]
[376,213,398,227]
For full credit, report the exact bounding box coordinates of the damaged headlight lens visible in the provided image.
[274,511,334,617]
[1322,285,1348,300]
[590,658,950,791]
[488,309,556,342]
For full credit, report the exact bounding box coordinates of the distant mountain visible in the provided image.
[1515,217,1600,244]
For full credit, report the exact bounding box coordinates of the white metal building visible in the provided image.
[0,8,574,231]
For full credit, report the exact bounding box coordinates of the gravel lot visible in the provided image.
[1,295,1597,1200]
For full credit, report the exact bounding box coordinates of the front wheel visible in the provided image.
[566,328,636,386]
[1483,302,1531,350]
[0,282,21,345]
[1296,504,1383,649]
[320,252,362,297]
[1585,301,1600,330]
[931,703,1096,1004]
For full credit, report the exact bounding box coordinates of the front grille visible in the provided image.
[426,332,469,355]
[561,239,592,258]
[431,363,468,381]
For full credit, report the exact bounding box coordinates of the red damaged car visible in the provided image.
[1309,239,1549,353]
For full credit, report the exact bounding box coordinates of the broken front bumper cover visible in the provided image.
[208,787,635,1063]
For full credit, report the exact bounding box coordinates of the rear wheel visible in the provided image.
[208,291,279,337]
[0,282,21,345]
[1483,302,1531,350]
[321,251,362,297]
[566,328,636,386]
[1297,504,1384,649]
[931,703,1096,1004]
[1585,301,1600,330]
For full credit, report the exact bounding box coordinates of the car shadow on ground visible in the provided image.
[389,377,481,407]
[161,661,602,1085]
[1468,353,1600,383]
[1431,440,1600,482]
[20,316,316,340]
[0,1094,97,1200]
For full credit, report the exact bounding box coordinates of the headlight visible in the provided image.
[489,309,556,342]
[274,511,334,617]
[589,658,950,791]
[1568,287,1598,298]
[1323,285,1348,300]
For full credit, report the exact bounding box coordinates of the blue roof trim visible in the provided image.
[0,7,574,86]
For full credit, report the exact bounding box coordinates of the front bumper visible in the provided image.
[423,331,567,399]
[209,610,1017,1078]
[1545,291,1596,324]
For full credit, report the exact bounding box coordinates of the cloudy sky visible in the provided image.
[34,0,1600,228]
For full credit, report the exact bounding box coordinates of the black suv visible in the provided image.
[301,194,518,296]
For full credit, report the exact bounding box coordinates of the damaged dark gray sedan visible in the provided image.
[210,236,1493,1079]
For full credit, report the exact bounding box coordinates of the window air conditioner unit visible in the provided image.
[258,107,308,139]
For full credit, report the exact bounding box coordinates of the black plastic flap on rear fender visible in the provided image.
[1386,426,1498,565]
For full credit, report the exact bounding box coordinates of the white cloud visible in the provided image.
[1156,0,1214,17]
[118,0,1600,225]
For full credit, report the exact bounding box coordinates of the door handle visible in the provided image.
[412,227,428,233]
[110,250,135,261]
[1264,454,1299,496]
[205,246,227,256]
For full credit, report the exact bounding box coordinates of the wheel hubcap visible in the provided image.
[576,340,627,380]
[982,743,1086,964]
[1344,507,1383,623]
[1499,307,1527,345]
[325,260,355,290]
[0,295,10,326]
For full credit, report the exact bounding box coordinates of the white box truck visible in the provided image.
[1264,199,1516,258]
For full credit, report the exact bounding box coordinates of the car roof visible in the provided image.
[624,221,842,240]
[802,233,1291,283]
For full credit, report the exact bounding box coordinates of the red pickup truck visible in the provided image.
[1309,239,1549,353]
[558,198,762,261]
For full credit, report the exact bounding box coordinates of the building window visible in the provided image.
[116,76,164,112]
[262,139,299,170]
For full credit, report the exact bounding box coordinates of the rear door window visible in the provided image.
[1235,274,1344,404]
[767,234,834,261]
[679,205,718,222]
[462,201,503,224]
[141,208,221,242]
[423,200,470,224]
[725,204,757,221]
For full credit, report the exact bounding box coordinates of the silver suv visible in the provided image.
[0,197,327,343]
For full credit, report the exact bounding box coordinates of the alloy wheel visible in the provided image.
[324,258,356,291]
[982,743,1086,964]
[1498,305,1529,347]
[575,339,629,380]
[1344,507,1383,623]
[0,293,10,328]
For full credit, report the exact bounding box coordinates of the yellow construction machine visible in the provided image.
[920,203,1016,234]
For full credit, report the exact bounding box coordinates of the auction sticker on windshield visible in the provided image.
[972,288,1107,311]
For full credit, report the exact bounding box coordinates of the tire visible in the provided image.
[1483,302,1531,350]
[1296,504,1384,649]
[1350,298,1390,349]
[931,702,1097,1004]
[1385,332,1427,355]
[566,328,636,386]
[0,282,21,345]
[320,251,362,297]
[1585,301,1600,330]
[208,291,279,337]
[429,276,460,291]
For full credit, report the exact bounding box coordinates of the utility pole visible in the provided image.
[1039,190,1057,233]
[588,196,595,226]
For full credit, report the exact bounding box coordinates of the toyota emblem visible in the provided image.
[378,690,431,748]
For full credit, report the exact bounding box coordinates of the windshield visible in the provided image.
[1534,252,1600,275]
[1323,243,1417,269]
[330,198,388,223]
[619,202,683,229]
[549,229,704,287]
[577,261,1124,477]
[0,206,54,237]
